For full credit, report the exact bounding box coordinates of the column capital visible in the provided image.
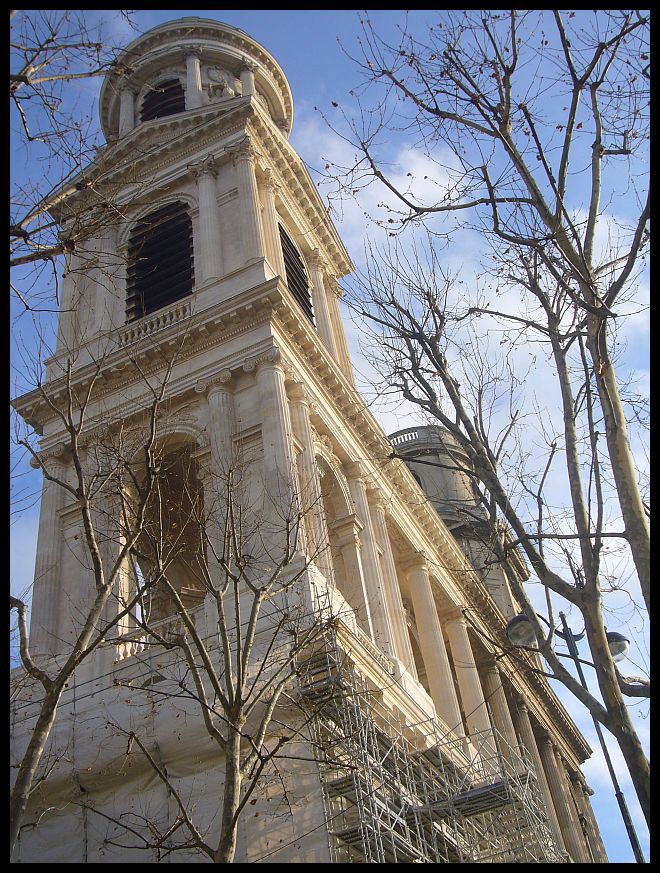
[442,604,469,624]
[189,154,217,179]
[243,347,283,374]
[227,135,260,165]
[239,57,259,74]
[118,81,137,96]
[344,460,367,481]
[287,381,310,405]
[330,514,363,549]
[183,44,203,60]
[308,248,329,274]
[195,368,233,397]
[260,166,281,194]
[402,551,430,573]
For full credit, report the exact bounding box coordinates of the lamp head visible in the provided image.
[505,612,538,648]
[606,630,630,663]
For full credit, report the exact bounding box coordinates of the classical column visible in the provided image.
[28,450,69,657]
[406,558,465,738]
[511,699,566,854]
[480,660,520,766]
[574,776,608,863]
[557,754,593,864]
[537,734,589,862]
[444,609,496,760]
[118,83,135,137]
[330,515,373,638]
[191,155,222,283]
[287,384,331,578]
[344,463,396,658]
[326,283,355,384]
[369,492,416,673]
[251,351,298,529]
[184,46,204,110]
[56,249,82,353]
[229,137,266,264]
[259,168,286,278]
[308,251,338,357]
[239,57,258,97]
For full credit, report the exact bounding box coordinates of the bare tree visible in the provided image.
[10,9,135,306]
[324,10,649,824]
[70,456,334,863]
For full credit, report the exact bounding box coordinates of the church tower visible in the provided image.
[12,18,607,864]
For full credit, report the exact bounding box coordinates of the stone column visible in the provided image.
[239,58,258,97]
[307,251,338,357]
[251,350,299,543]
[118,83,136,136]
[229,137,266,265]
[326,283,355,384]
[259,168,286,278]
[369,492,416,673]
[480,660,520,767]
[574,776,608,863]
[56,249,82,353]
[405,558,465,738]
[557,754,593,864]
[344,463,395,658]
[287,384,331,578]
[28,449,69,657]
[185,46,204,110]
[190,155,222,284]
[537,734,589,862]
[444,609,495,756]
[330,515,373,638]
[511,699,566,854]
[565,772,596,862]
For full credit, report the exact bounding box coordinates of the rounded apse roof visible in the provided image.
[99,17,294,141]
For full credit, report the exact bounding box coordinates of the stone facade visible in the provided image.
[11,18,606,863]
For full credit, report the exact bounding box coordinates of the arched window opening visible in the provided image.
[140,78,185,122]
[136,447,206,623]
[126,200,194,322]
[278,224,314,324]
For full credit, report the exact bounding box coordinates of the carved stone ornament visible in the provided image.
[226,135,259,164]
[239,57,259,75]
[207,66,236,98]
[195,368,233,393]
[242,347,282,373]
[189,154,217,179]
[183,44,203,60]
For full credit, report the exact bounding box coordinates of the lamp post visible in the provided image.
[505,610,645,864]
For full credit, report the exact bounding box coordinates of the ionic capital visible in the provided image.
[402,551,430,574]
[243,346,282,374]
[260,166,281,194]
[287,382,310,405]
[343,460,366,481]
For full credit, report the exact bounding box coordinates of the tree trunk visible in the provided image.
[585,316,650,614]
[214,727,242,863]
[10,687,63,855]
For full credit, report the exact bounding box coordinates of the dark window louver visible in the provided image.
[279,224,314,324]
[126,201,194,323]
[140,79,185,122]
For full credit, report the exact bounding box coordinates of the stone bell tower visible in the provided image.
[13,18,607,865]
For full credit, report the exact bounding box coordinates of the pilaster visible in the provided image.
[308,251,338,358]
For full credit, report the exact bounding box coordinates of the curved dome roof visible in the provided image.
[99,17,293,140]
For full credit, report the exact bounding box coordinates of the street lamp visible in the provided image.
[505,610,644,864]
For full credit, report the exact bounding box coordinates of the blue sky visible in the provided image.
[10,10,649,863]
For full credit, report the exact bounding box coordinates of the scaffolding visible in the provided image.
[298,627,565,864]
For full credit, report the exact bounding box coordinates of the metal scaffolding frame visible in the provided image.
[298,627,565,863]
